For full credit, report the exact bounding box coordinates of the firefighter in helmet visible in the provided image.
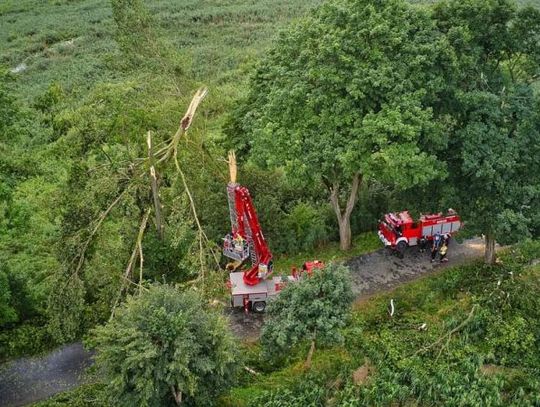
[431,232,442,262]
[439,233,450,263]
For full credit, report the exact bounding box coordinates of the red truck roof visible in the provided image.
[384,211,413,226]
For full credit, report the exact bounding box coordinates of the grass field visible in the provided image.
[0,0,322,103]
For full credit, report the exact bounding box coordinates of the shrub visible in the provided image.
[89,285,237,406]
[282,202,331,253]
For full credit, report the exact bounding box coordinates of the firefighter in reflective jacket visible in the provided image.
[439,234,450,262]
[431,233,442,262]
[233,233,244,252]
[439,242,448,262]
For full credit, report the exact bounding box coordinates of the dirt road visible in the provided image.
[228,237,487,340]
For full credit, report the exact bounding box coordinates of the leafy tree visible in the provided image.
[433,0,540,263]
[89,285,237,406]
[261,263,354,368]
[226,0,452,250]
[0,270,17,326]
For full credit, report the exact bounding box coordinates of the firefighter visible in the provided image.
[439,241,448,262]
[419,235,429,253]
[233,233,244,252]
[443,233,451,246]
[431,233,442,262]
[439,233,450,262]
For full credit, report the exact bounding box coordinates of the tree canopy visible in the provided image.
[226,0,453,250]
[261,263,354,367]
[89,285,237,406]
[432,0,540,263]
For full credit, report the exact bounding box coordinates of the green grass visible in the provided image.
[273,231,381,272]
[0,0,321,102]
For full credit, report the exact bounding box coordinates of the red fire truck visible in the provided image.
[378,210,462,256]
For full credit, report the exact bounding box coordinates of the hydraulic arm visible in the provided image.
[223,152,272,286]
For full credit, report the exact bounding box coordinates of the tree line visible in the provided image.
[225,0,540,262]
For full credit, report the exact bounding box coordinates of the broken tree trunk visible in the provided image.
[109,209,150,320]
[329,173,362,251]
[305,339,316,369]
[484,233,497,265]
[147,131,163,240]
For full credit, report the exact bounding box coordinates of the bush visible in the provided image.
[89,284,238,406]
[0,320,53,360]
[34,383,107,407]
[282,203,331,253]
[262,263,354,366]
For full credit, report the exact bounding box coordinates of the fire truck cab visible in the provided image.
[378,210,462,256]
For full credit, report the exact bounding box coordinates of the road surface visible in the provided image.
[0,343,94,407]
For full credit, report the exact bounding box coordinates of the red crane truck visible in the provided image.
[222,152,323,312]
[378,210,462,257]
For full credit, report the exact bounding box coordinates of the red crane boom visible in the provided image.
[223,182,272,286]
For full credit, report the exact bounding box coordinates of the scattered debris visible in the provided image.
[352,359,373,386]
[389,298,395,317]
[480,364,504,376]
[10,63,27,74]
[418,322,427,331]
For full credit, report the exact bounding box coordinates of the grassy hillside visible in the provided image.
[0,0,322,102]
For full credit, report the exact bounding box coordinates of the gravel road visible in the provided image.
[346,237,485,296]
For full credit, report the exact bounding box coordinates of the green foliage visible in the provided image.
[34,383,107,407]
[431,0,540,255]
[248,376,328,407]
[111,0,156,57]
[282,203,331,253]
[239,166,335,254]
[226,0,454,249]
[273,231,381,272]
[46,275,87,344]
[229,0,449,185]
[0,319,53,360]
[262,263,354,362]
[0,268,16,326]
[0,0,324,360]
[89,284,237,406]
[0,68,17,132]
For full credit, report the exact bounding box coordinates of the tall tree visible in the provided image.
[433,0,540,263]
[261,263,353,368]
[89,285,237,406]
[225,0,452,250]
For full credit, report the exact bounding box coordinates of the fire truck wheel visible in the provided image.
[396,241,407,258]
[253,301,266,313]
